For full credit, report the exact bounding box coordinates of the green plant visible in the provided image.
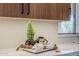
[25,20,35,45]
[27,20,34,40]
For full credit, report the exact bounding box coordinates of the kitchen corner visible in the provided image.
[0,3,79,56]
[0,17,79,56]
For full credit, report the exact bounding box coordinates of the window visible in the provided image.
[58,15,74,33]
[58,4,77,34]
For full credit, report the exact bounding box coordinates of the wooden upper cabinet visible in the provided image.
[0,3,71,20]
[30,3,71,20]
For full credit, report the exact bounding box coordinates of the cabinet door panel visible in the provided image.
[30,3,49,19]
[0,4,4,16]
[0,3,20,17]
[62,3,71,20]
[4,3,20,17]
[56,4,63,20]
[47,4,57,19]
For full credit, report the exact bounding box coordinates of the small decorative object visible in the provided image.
[25,45,33,49]
[16,44,33,51]
[25,20,35,46]
[35,36,48,45]
[16,44,26,51]
[35,36,48,49]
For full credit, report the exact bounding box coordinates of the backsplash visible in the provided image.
[0,17,79,49]
[0,17,58,49]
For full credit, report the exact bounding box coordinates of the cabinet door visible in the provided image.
[56,3,70,20]
[0,3,20,17]
[2,3,20,17]
[62,3,71,20]
[0,4,4,16]
[0,3,31,18]
[30,3,70,20]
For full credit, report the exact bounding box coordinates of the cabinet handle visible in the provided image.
[21,3,24,15]
[69,7,71,10]
[27,3,30,15]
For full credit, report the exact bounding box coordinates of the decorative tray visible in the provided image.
[22,47,56,54]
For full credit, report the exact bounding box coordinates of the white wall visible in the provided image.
[0,17,78,49]
[76,3,79,33]
[0,17,58,49]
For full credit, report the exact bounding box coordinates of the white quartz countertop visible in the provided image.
[0,43,79,56]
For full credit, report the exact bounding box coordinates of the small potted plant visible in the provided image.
[25,20,35,46]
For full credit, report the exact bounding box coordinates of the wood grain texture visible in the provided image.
[0,3,21,17]
[30,3,49,19]
[62,3,71,20]
[0,3,71,20]
[0,4,4,16]
[47,4,57,19]
[30,3,70,20]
